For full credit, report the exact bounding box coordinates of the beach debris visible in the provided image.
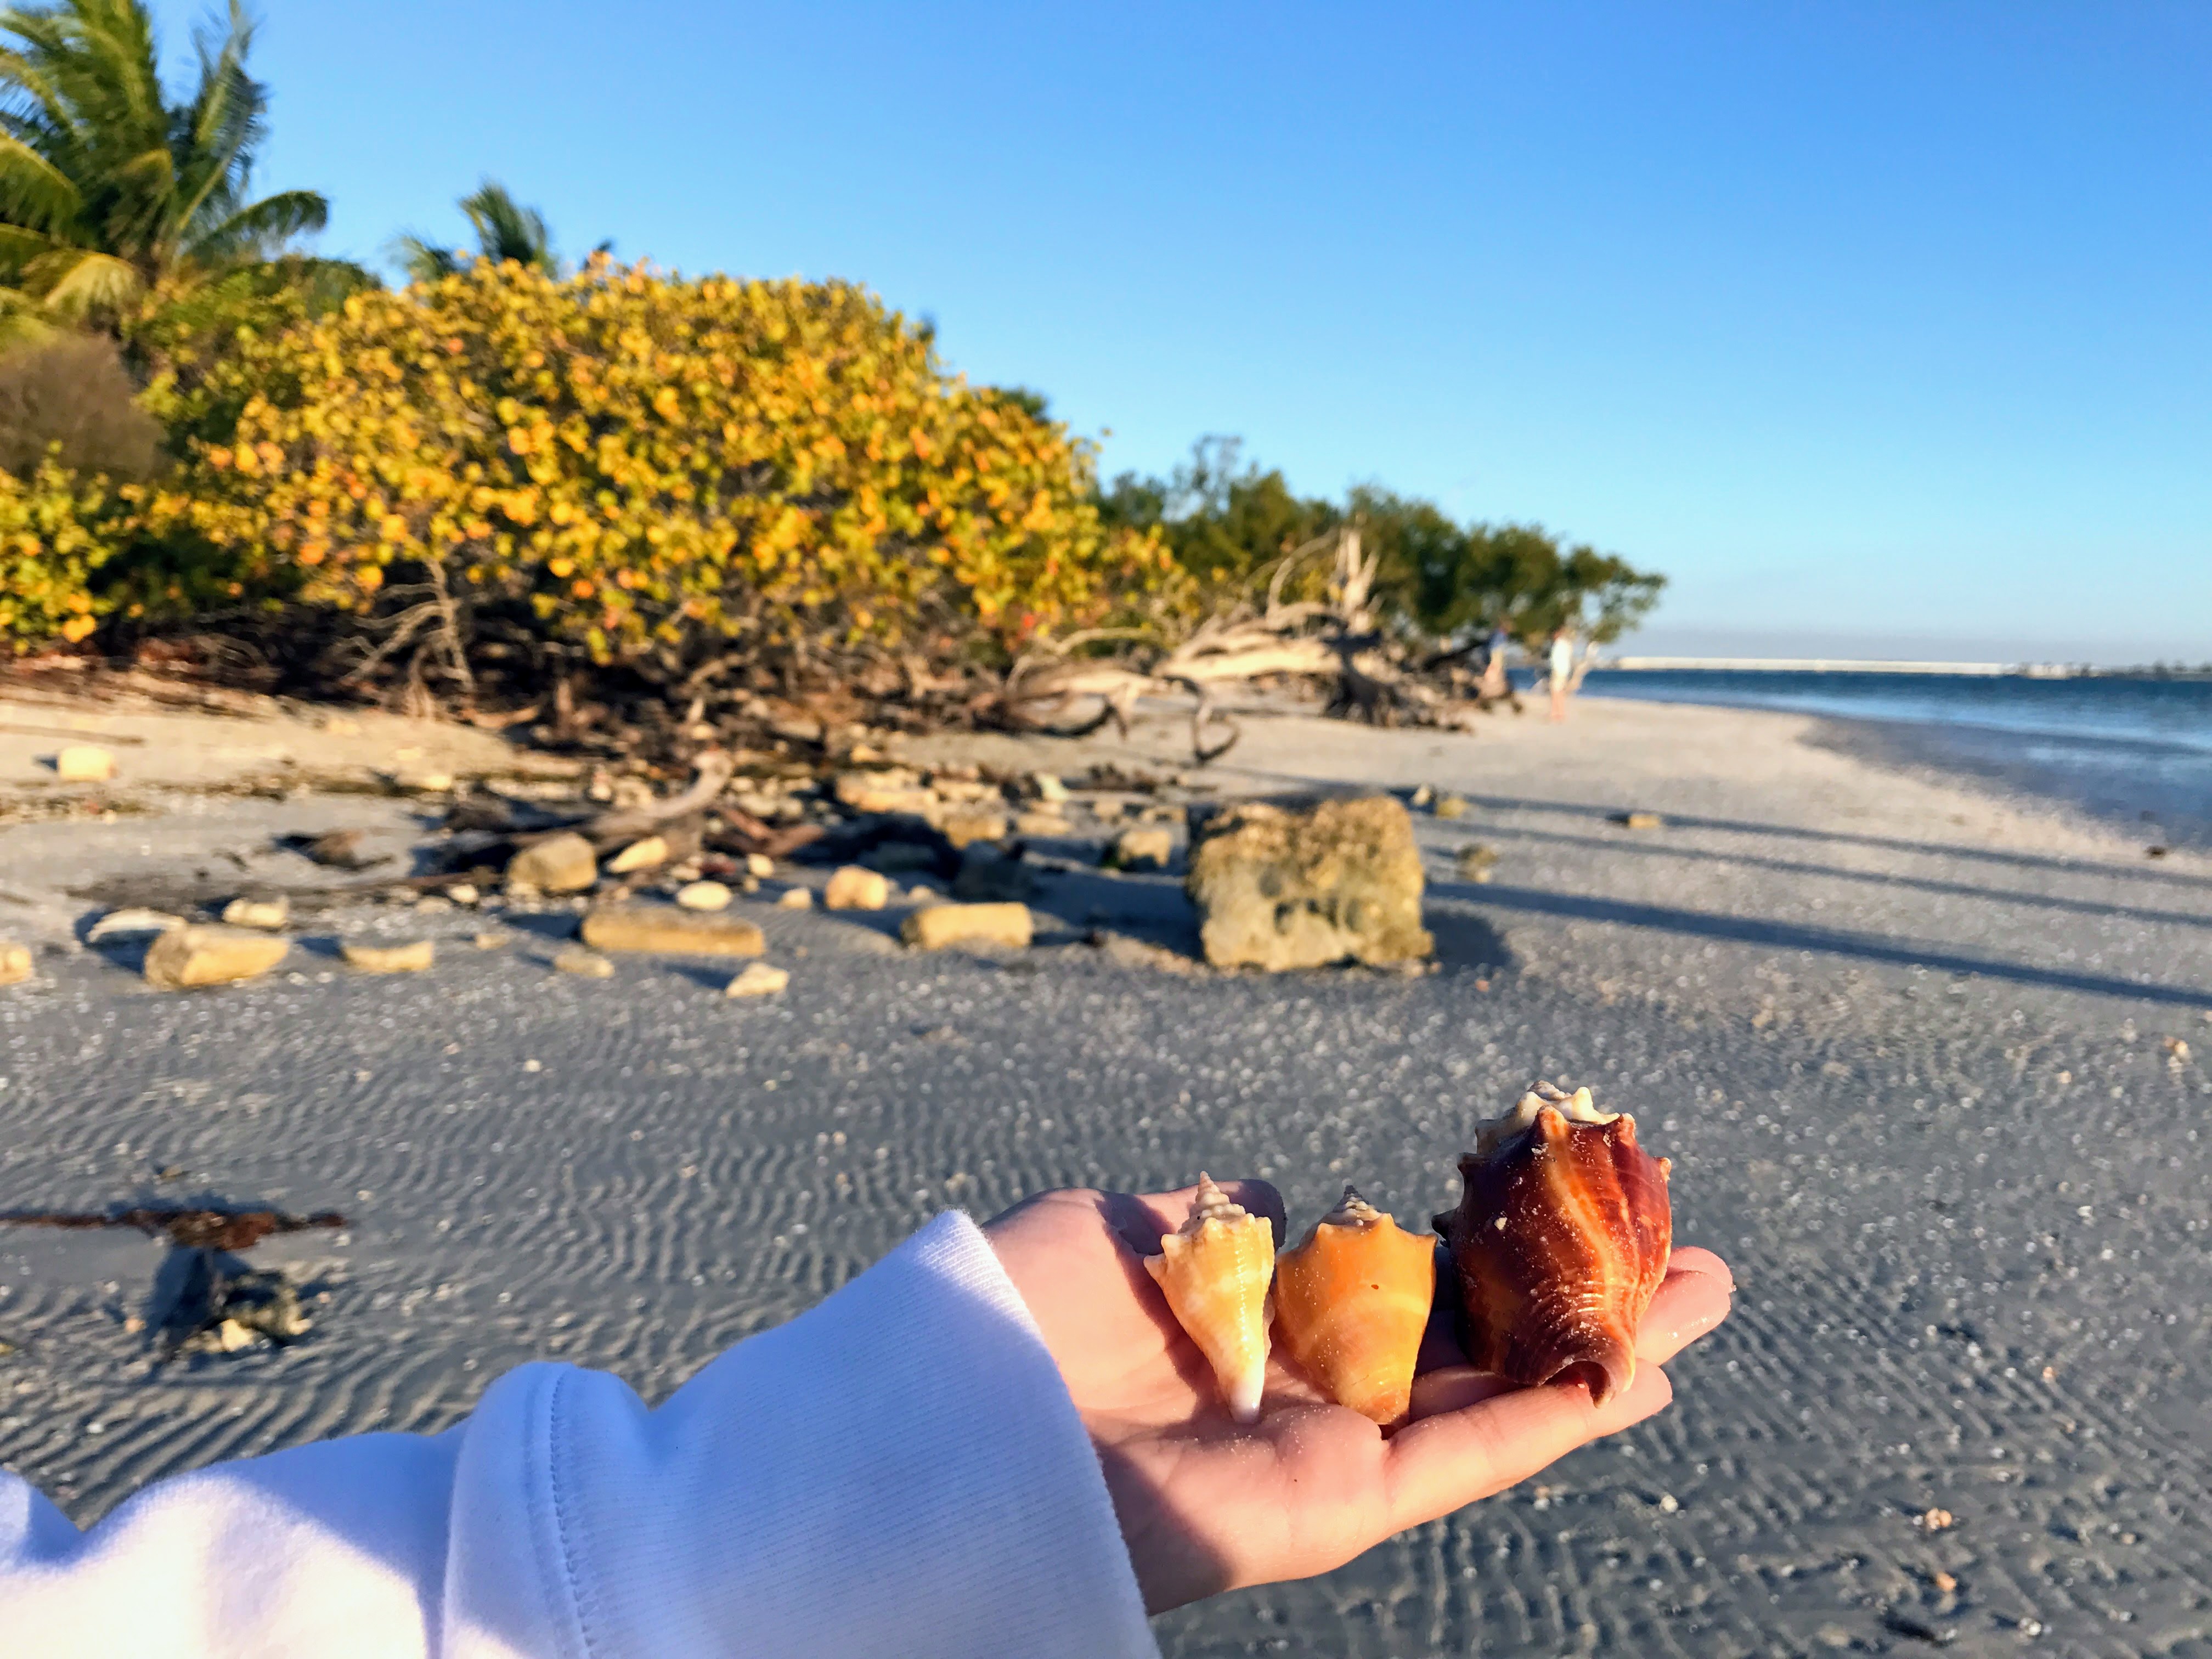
[579,905,766,957]
[940,809,1009,850]
[2146,845,2169,859]
[86,906,187,944]
[777,886,815,910]
[674,879,733,911]
[744,853,776,878]
[506,832,598,893]
[1434,1082,1672,1407]
[288,828,385,870]
[143,925,289,990]
[52,742,115,782]
[1455,844,1498,883]
[1186,797,1431,972]
[220,895,289,930]
[0,1204,343,1251]
[1103,824,1175,873]
[725,962,791,998]
[1084,929,1204,976]
[1932,1572,1957,1595]
[900,901,1032,951]
[552,945,614,978]
[1918,1508,1956,1531]
[162,1251,312,1353]
[605,835,669,874]
[952,847,1036,902]
[1013,809,1072,838]
[1273,1186,1435,1426]
[0,941,31,987]
[1433,794,1470,820]
[1612,810,1665,830]
[340,938,435,974]
[1410,785,1435,809]
[1030,771,1069,804]
[825,866,890,911]
[1146,1175,1276,1423]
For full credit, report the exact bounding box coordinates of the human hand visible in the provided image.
[985,1179,1733,1614]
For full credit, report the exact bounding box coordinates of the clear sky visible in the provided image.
[163,1,2211,663]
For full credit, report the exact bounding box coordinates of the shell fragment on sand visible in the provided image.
[674,880,733,911]
[899,902,1032,951]
[1147,1175,1275,1422]
[825,866,890,911]
[340,939,435,974]
[724,962,790,998]
[143,926,289,990]
[221,896,290,930]
[579,905,766,957]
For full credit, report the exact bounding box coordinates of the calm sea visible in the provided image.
[1570,669,2212,846]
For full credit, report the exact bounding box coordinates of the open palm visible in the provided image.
[986,1178,1734,1614]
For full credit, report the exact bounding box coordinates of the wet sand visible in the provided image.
[1,695,2208,1656]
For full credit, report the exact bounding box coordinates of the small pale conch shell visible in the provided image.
[1273,1186,1437,1426]
[1434,1082,1672,1406]
[1147,1173,1276,1423]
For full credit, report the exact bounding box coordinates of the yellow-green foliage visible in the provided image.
[0,456,120,648]
[149,259,1170,662]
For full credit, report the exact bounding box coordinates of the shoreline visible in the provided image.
[1,693,2208,1654]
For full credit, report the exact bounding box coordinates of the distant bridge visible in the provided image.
[1596,656,2064,676]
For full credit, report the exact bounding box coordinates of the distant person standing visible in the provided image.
[1548,626,1577,721]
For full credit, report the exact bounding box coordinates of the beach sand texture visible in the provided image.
[0,696,2207,1655]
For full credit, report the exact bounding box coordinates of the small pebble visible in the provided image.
[675,881,732,911]
[725,962,791,998]
[777,888,814,910]
[553,946,614,978]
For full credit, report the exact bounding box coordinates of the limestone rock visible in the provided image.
[744,853,776,878]
[674,879,733,911]
[1455,844,1498,883]
[445,883,480,905]
[1103,825,1175,873]
[221,896,289,930]
[1432,794,1470,820]
[900,902,1032,951]
[825,866,890,911]
[1031,772,1069,804]
[473,931,507,949]
[340,939,435,973]
[507,832,597,893]
[606,835,669,874]
[834,770,939,816]
[724,962,791,998]
[941,810,1008,851]
[0,941,31,986]
[1409,784,1435,809]
[53,743,115,782]
[1014,810,1071,838]
[143,926,290,990]
[1185,797,1432,971]
[552,945,614,978]
[580,905,766,957]
[952,847,1036,902]
[777,887,815,910]
[87,907,186,943]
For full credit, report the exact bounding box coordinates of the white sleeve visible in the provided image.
[0,1212,1159,1659]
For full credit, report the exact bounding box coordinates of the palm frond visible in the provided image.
[0,218,64,269]
[21,241,137,315]
[391,233,461,285]
[459,179,553,270]
[188,185,325,263]
[0,127,79,229]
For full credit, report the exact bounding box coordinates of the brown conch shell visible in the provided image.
[1434,1082,1672,1406]
[1272,1186,1437,1426]
[1147,1173,1276,1422]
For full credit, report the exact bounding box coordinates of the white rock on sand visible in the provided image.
[825,866,890,911]
[900,901,1032,951]
[724,962,790,998]
[221,896,290,930]
[340,939,435,974]
[143,926,289,990]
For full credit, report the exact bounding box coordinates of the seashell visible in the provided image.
[1434,1082,1672,1406]
[1273,1186,1437,1426]
[1146,1173,1276,1422]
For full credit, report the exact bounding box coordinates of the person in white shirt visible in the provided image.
[1548,627,1577,721]
[0,1176,1734,1658]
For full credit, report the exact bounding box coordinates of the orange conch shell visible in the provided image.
[1273,1186,1437,1426]
[1434,1082,1672,1406]
[1147,1173,1276,1422]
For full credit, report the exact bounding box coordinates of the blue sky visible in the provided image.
[171,2,2211,662]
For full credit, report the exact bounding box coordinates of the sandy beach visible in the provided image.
[1,692,2207,1656]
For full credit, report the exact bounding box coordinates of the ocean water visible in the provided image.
[1570,669,2212,847]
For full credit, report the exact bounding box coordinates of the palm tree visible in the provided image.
[0,0,329,332]
[395,181,565,284]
